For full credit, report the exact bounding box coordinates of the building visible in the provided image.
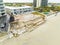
[5,6,33,15]
[33,0,48,7]
[41,0,48,7]
[0,0,5,15]
[0,0,8,32]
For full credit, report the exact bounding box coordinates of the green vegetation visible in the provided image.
[4,3,33,7]
[32,11,41,15]
[34,6,60,12]
[52,6,60,11]
[32,11,45,18]
[34,7,51,12]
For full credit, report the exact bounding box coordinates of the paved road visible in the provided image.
[0,13,60,45]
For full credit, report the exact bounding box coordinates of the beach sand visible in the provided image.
[0,13,60,45]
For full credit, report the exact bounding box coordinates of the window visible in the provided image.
[1,13,5,15]
[0,10,4,12]
[20,11,22,13]
[14,9,16,11]
[14,12,17,15]
[0,4,3,6]
[0,0,3,2]
[20,9,22,10]
[0,7,4,9]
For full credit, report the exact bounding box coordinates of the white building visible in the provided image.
[36,0,41,7]
[0,0,5,15]
[0,0,8,32]
[5,6,33,15]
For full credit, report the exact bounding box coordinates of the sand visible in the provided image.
[0,13,60,45]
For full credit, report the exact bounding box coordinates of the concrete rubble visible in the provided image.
[8,14,46,38]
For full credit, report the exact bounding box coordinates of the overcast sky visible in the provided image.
[3,0,60,3]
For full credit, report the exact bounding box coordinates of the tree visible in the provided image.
[51,3,56,10]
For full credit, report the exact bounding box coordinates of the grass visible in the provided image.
[4,3,33,7]
[32,11,45,18]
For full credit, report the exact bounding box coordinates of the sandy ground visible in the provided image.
[0,13,60,45]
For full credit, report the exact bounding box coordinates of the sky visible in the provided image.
[3,0,60,3]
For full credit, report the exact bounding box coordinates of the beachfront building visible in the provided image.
[5,6,33,15]
[33,0,48,7]
[0,0,8,32]
[0,0,5,15]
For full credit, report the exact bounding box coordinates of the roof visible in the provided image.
[5,6,32,9]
